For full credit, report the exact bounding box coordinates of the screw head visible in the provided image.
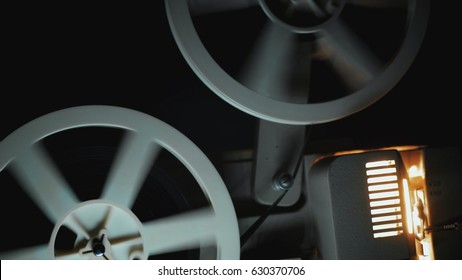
[92,242,106,257]
[273,172,294,191]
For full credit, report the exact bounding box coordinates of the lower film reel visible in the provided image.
[0,105,240,260]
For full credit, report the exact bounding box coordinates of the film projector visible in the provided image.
[1,0,461,260]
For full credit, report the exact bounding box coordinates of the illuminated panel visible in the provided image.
[366,159,404,239]
[402,179,413,234]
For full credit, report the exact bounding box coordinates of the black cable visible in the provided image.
[292,125,312,179]
[240,189,288,247]
[424,215,462,233]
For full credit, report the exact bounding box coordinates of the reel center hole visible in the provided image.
[263,0,344,28]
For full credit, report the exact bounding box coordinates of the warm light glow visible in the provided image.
[369,191,399,200]
[370,206,401,215]
[366,167,397,176]
[421,237,432,259]
[366,160,396,168]
[408,165,423,178]
[371,214,402,223]
[322,146,435,256]
[370,198,401,207]
[373,222,402,231]
[367,175,398,184]
[412,205,424,239]
[367,159,404,239]
[373,231,403,239]
[328,147,435,256]
[402,179,413,234]
[368,183,398,192]
[412,189,427,239]
[417,189,425,204]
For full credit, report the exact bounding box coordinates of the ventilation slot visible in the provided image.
[366,160,403,239]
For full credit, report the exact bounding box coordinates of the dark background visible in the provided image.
[2,1,460,158]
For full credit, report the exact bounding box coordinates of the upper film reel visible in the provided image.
[0,105,240,260]
[165,0,430,124]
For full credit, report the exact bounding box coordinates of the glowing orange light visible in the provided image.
[402,179,413,234]
[367,159,404,239]
[408,165,424,178]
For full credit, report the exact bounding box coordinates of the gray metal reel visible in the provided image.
[165,0,430,125]
[0,105,240,260]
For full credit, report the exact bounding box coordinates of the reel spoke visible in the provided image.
[63,213,91,240]
[10,143,80,223]
[110,234,143,248]
[240,20,312,101]
[142,208,217,256]
[54,249,82,260]
[101,131,162,208]
[240,21,293,93]
[318,19,381,92]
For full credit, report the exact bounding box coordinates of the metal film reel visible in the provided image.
[0,105,240,260]
[165,0,430,124]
